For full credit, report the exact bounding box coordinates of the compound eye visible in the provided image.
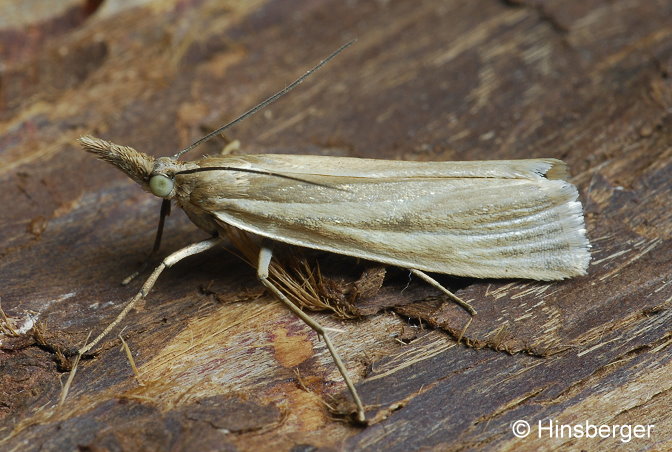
[149,174,174,197]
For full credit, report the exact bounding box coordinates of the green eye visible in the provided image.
[149,175,174,197]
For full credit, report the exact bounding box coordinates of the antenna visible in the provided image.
[173,39,355,160]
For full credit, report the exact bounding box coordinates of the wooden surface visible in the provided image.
[1,0,671,450]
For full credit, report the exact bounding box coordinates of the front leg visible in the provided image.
[60,237,223,405]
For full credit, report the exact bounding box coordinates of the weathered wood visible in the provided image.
[1,0,671,450]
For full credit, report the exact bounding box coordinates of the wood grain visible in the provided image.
[1,0,671,450]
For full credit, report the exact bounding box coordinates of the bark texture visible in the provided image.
[1,0,671,450]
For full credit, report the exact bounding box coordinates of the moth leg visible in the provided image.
[80,237,223,356]
[59,237,224,406]
[122,199,172,285]
[410,269,477,315]
[257,245,367,423]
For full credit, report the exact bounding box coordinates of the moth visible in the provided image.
[69,44,591,423]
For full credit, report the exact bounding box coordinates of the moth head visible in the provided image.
[80,136,192,200]
[79,135,176,200]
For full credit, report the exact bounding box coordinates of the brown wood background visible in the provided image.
[1,0,671,450]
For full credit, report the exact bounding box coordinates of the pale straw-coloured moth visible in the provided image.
[67,43,590,422]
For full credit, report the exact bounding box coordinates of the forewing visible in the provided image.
[182,156,589,280]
